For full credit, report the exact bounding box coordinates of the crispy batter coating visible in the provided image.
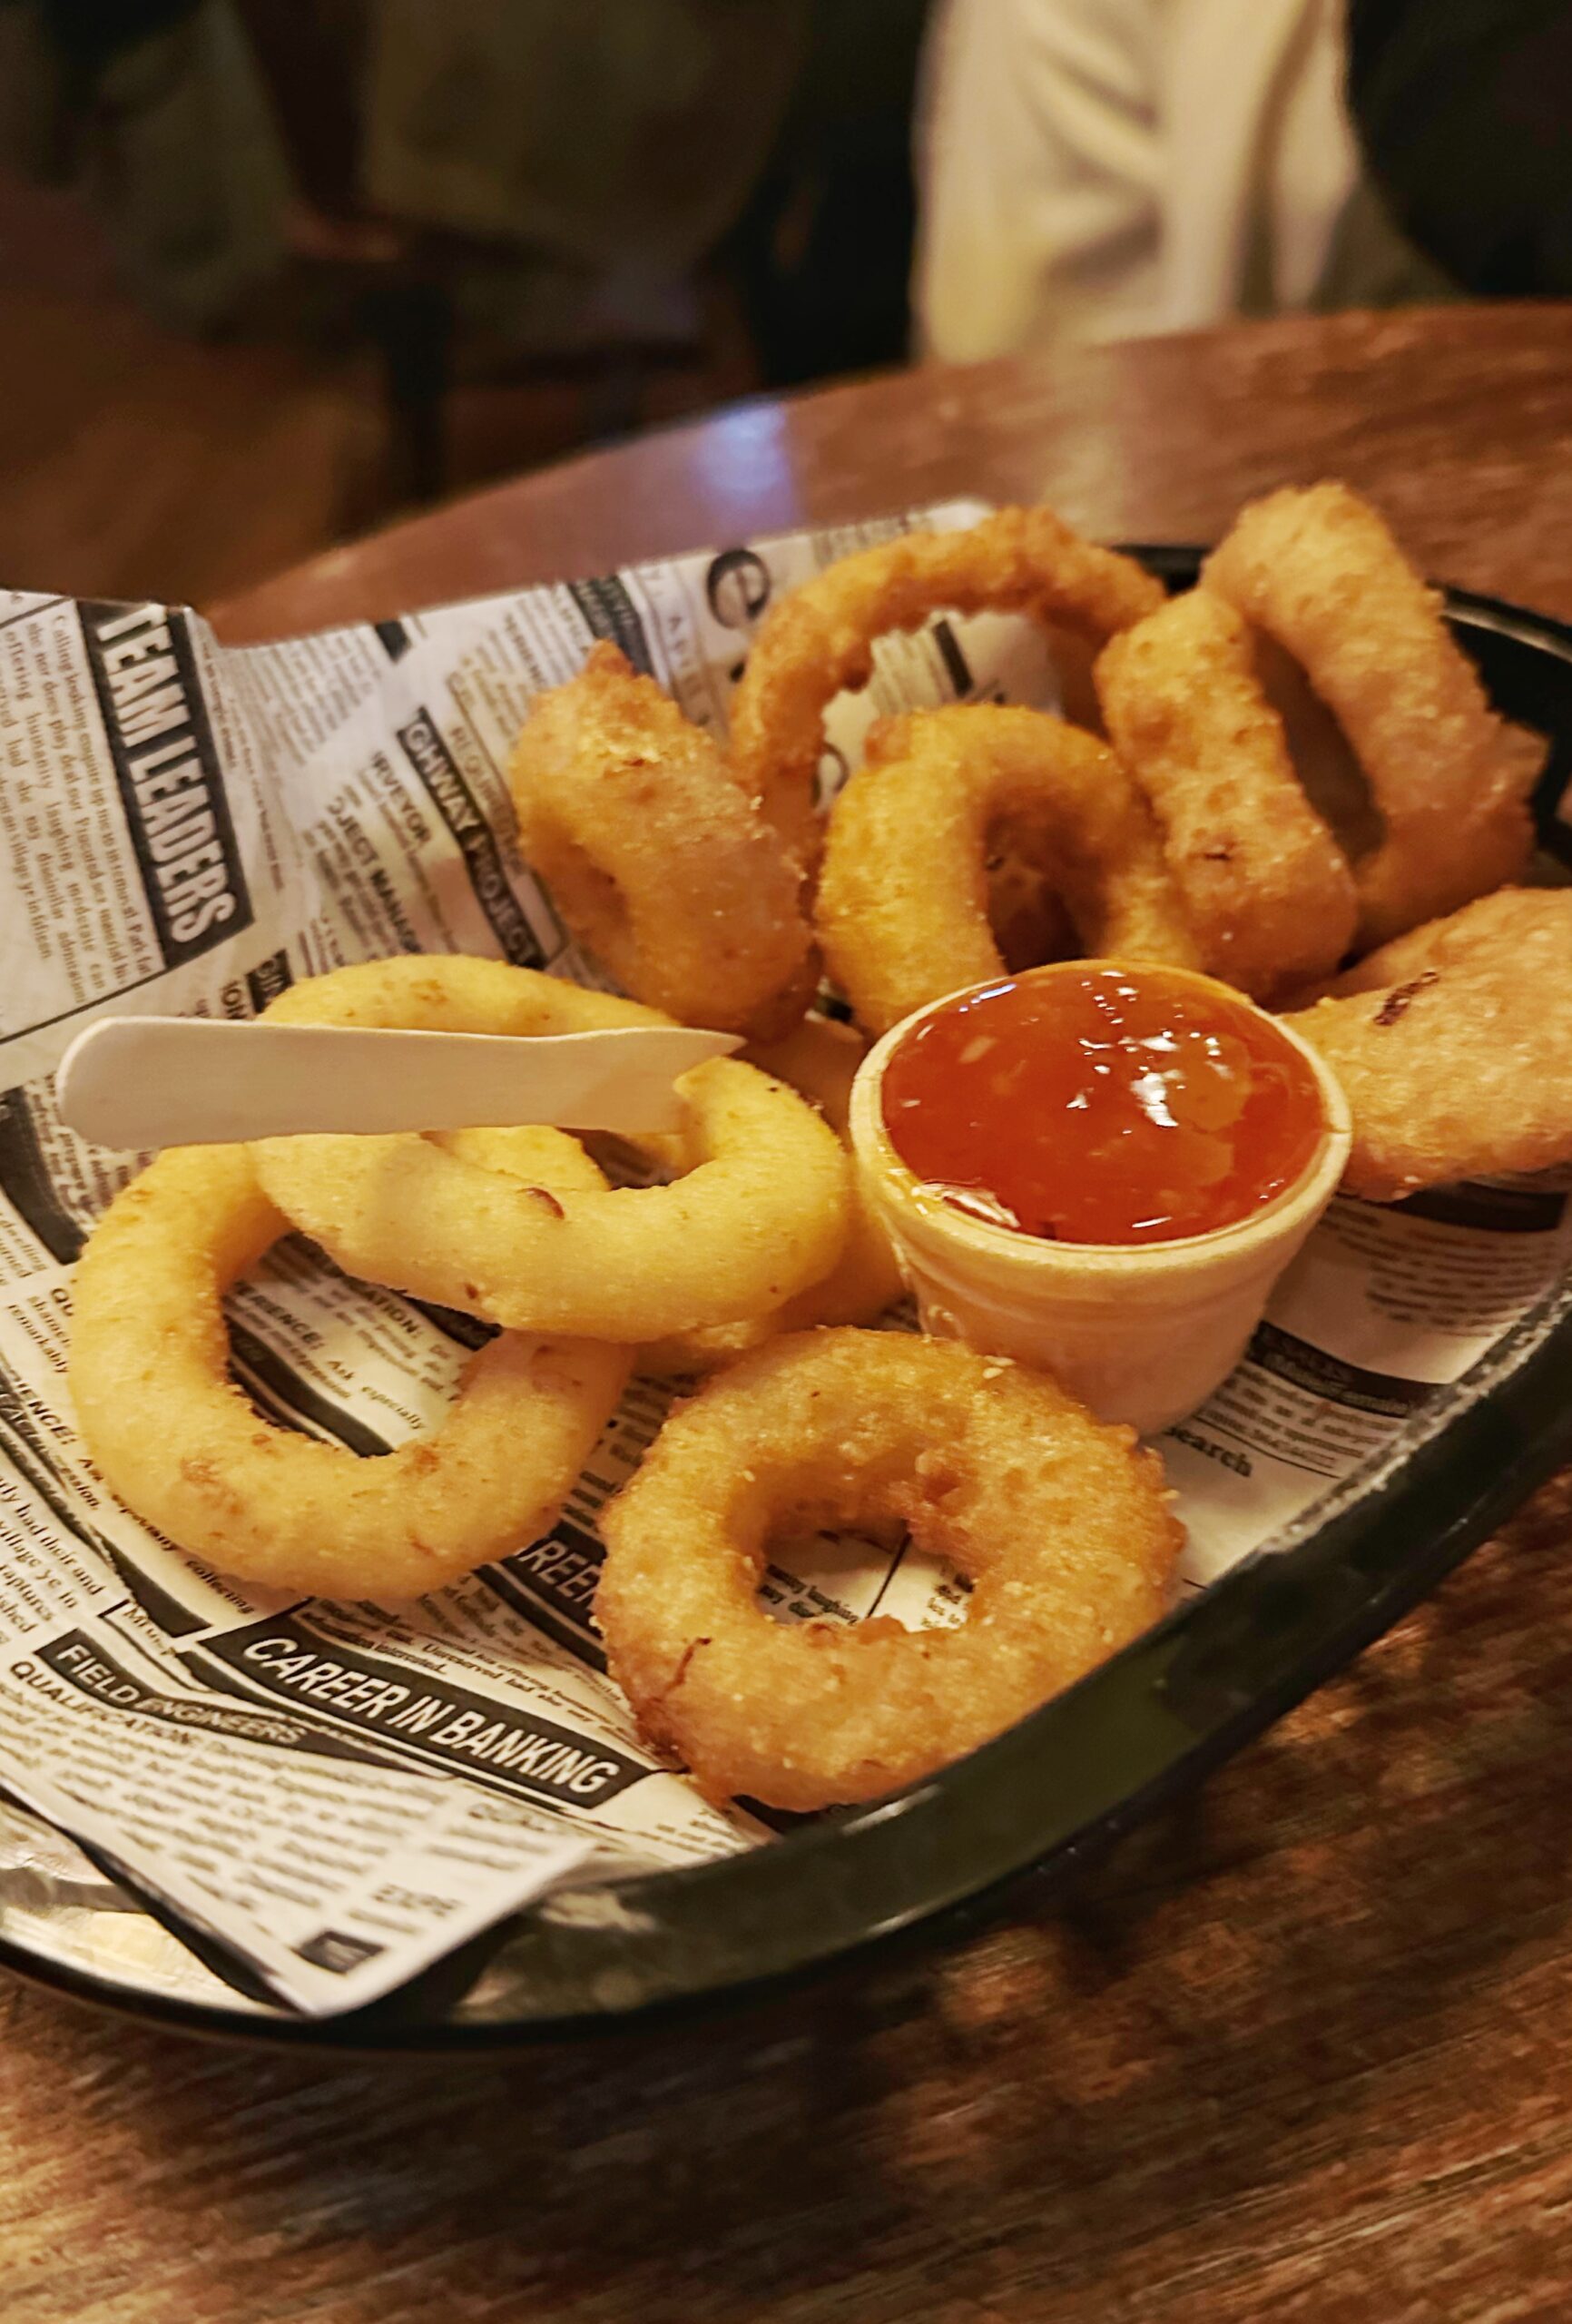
[815,703,1202,1035]
[1282,889,1572,1199]
[1095,587,1359,1000]
[703,1014,903,1336]
[253,958,851,1341]
[646,1014,906,1374]
[70,1142,629,1600]
[742,1009,866,1122]
[727,507,1164,873]
[1204,483,1534,947]
[596,1330,1183,1809]
[509,642,815,1040]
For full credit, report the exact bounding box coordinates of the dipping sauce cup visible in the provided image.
[848,961,1352,1434]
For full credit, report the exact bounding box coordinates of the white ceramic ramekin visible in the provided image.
[848,963,1352,1434]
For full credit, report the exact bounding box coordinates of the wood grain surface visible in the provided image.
[213,302,1572,642]
[7,303,1572,2324]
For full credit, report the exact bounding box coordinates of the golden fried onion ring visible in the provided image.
[1204,483,1534,948]
[727,506,1165,872]
[725,1013,903,1332]
[646,1014,905,1373]
[509,643,815,1040]
[1095,586,1360,1000]
[69,1142,630,1600]
[252,958,851,1341]
[1282,888,1572,1201]
[596,1329,1183,1810]
[814,703,1202,1036]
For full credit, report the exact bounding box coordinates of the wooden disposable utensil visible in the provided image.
[54,1016,740,1150]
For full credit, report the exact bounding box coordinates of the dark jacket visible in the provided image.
[1348,0,1572,295]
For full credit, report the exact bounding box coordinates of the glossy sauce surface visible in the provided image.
[881,966,1325,1246]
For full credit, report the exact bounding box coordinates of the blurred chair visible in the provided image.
[237,0,810,501]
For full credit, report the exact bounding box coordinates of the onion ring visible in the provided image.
[647,1015,905,1373]
[742,1009,867,1123]
[727,507,1165,872]
[69,1143,630,1600]
[814,703,1202,1036]
[1203,483,1534,947]
[1095,586,1360,1000]
[596,1328,1183,1810]
[508,642,815,1040]
[252,958,851,1341]
[733,1014,904,1328]
[1282,888,1572,1199]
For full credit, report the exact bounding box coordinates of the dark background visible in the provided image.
[0,0,930,606]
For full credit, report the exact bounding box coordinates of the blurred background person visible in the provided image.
[915,0,1448,364]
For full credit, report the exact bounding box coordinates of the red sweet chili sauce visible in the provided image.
[879,965,1325,1246]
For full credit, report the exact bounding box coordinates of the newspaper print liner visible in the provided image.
[0,527,1568,2038]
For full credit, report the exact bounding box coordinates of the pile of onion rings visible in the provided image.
[726,507,1166,874]
[773,493,1548,1221]
[66,486,1567,1814]
[72,955,862,1603]
[499,490,1540,1049]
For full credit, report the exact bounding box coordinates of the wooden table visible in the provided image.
[5,303,1572,2324]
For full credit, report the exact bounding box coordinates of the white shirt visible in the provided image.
[916,0,1439,362]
